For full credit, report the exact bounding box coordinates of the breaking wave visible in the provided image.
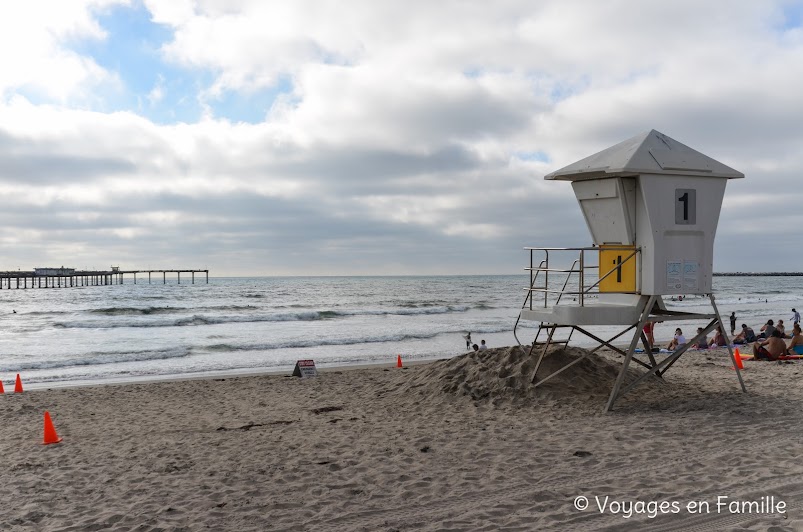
[53,305,473,329]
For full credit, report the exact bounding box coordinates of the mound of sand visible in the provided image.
[402,345,652,406]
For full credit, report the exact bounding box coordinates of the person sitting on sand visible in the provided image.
[479,340,487,351]
[758,319,775,340]
[692,327,708,349]
[733,324,757,344]
[787,323,803,356]
[709,327,727,348]
[667,328,686,351]
[777,319,786,337]
[472,344,479,352]
[752,330,787,361]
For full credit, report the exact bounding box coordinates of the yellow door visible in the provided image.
[598,245,637,293]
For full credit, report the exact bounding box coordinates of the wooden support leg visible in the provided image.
[605,295,656,412]
[710,294,747,393]
[530,324,558,384]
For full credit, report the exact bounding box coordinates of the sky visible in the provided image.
[1,0,803,276]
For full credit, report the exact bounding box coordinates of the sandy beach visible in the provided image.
[2,345,802,531]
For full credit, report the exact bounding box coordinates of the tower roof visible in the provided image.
[545,129,744,181]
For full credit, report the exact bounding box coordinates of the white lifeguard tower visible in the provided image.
[514,129,746,411]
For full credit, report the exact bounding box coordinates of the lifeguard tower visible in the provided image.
[514,129,746,411]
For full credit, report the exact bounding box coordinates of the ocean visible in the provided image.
[1,275,801,388]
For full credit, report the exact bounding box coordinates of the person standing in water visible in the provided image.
[729,312,737,336]
[463,332,472,349]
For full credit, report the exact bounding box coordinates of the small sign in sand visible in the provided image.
[292,359,318,378]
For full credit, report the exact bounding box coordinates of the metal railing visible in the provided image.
[513,245,640,353]
[522,246,640,310]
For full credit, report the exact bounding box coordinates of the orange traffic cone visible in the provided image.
[731,348,744,370]
[14,374,23,393]
[397,355,403,368]
[43,411,62,445]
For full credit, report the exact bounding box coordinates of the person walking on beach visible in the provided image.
[792,308,800,326]
[729,312,737,335]
[463,332,472,349]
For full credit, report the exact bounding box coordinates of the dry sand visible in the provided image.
[2,346,803,531]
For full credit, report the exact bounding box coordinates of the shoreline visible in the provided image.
[13,339,755,392]
[12,355,445,392]
[11,339,727,392]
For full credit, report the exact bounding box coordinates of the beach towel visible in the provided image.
[743,354,803,361]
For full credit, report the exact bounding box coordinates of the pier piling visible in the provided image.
[0,269,209,289]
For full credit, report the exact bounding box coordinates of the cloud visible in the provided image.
[1,1,803,275]
[0,1,124,103]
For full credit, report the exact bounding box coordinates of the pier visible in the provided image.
[0,268,209,289]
